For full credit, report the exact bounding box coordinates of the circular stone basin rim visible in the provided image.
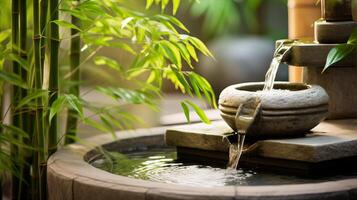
[237,82,311,92]
[48,126,357,200]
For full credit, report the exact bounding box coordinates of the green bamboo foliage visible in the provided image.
[65,0,81,145]
[48,0,59,156]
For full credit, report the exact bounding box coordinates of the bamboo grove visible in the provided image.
[0,0,216,199]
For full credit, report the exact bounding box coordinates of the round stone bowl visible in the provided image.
[219,82,329,139]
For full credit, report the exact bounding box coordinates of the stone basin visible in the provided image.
[48,125,357,200]
[219,82,329,139]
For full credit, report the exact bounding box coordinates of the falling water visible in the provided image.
[263,55,283,91]
[227,134,246,169]
[227,42,292,170]
[263,42,293,91]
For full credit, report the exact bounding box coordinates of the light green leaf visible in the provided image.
[176,43,192,68]
[156,15,189,32]
[323,44,355,73]
[180,101,190,123]
[49,96,66,123]
[64,94,84,118]
[185,100,211,124]
[185,42,198,62]
[159,41,181,67]
[161,0,169,10]
[0,29,11,43]
[94,56,123,72]
[146,0,154,9]
[188,36,213,57]
[52,20,82,31]
[172,0,180,15]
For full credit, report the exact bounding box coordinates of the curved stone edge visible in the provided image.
[48,126,357,200]
[219,82,329,110]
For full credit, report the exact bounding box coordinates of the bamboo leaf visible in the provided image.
[188,36,213,57]
[94,56,123,72]
[0,29,11,43]
[180,101,190,123]
[0,70,27,88]
[84,118,112,133]
[8,53,29,71]
[159,41,181,67]
[16,90,47,109]
[0,124,29,138]
[176,43,192,68]
[323,44,355,73]
[348,28,357,44]
[156,15,189,32]
[60,9,89,21]
[172,0,180,15]
[161,0,169,10]
[52,20,82,31]
[146,0,154,9]
[185,42,198,62]
[49,96,66,123]
[121,17,134,30]
[184,100,211,124]
[64,94,84,118]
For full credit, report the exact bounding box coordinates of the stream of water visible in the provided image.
[228,43,292,169]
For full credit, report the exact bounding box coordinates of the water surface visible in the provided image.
[91,147,357,187]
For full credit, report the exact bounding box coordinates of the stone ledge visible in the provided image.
[315,20,357,43]
[278,41,356,67]
[166,119,357,163]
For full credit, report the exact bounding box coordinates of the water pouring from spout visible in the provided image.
[228,40,294,169]
[227,97,261,169]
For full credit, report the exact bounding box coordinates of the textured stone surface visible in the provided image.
[314,20,357,43]
[304,67,357,119]
[166,119,357,163]
[279,41,356,67]
[218,82,329,138]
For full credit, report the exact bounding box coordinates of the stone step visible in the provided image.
[315,20,357,43]
[278,41,356,67]
[166,119,357,163]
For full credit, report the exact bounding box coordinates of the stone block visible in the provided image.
[166,119,357,163]
[315,20,357,43]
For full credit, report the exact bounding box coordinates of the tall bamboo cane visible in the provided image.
[18,0,31,199]
[48,0,59,156]
[65,0,80,145]
[40,0,48,68]
[11,0,21,199]
[33,0,47,199]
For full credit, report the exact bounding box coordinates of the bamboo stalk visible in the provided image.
[0,93,3,200]
[11,0,21,199]
[40,0,48,68]
[48,0,59,156]
[33,0,47,199]
[18,0,31,199]
[65,0,80,145]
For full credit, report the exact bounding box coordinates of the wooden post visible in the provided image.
[288,0,320,82]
